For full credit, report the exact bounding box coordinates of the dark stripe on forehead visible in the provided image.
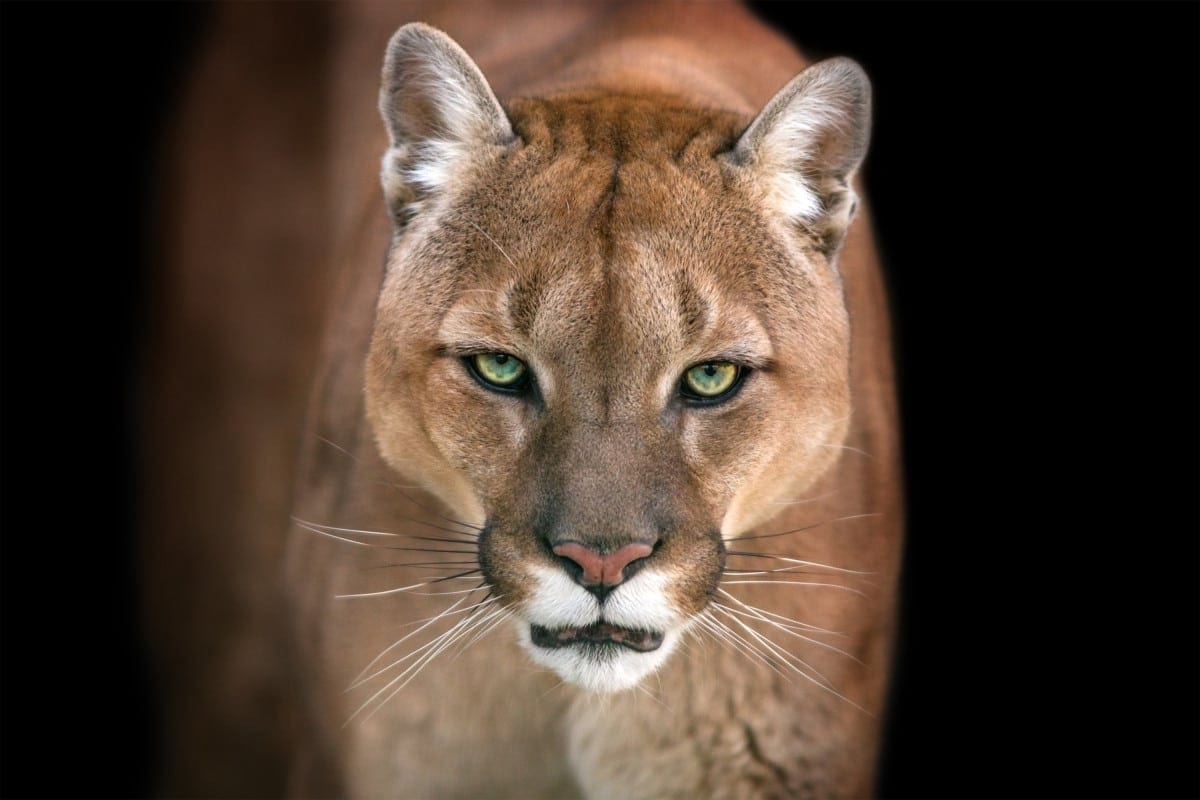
[505,272,544,338]
[506,95,745,163]
[592,157,622,422]
[675,278,711,341]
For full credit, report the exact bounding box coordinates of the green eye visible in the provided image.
[682,362,742,400]
[470,352,529,391]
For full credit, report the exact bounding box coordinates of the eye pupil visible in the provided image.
[494,354,508,364]
[703,364,717,377]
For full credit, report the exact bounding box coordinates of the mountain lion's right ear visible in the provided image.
[379,23,514,223]
[729,57,871,257]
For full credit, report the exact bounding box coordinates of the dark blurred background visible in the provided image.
[2,3,1196,797]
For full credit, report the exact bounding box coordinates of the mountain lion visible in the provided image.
[143,2,903,797]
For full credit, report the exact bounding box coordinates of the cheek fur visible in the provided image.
[422,362,532,487]
[679,388,776,502]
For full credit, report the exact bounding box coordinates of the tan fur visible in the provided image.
[144,2,902,797]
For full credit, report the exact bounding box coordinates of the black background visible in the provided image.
[2,3,1196,797]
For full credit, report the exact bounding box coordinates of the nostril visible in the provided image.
[552,541,654,588]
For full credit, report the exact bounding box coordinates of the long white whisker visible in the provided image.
[313,436,484,533]
[294,516,477,544]
[694,613,791,683]
[817,442,873,459]
[452,288,507,297]
[710,605,836,690]
[294,518,400,537]
[347,614,484,723]
[296,523,373,547]
[538,680,568,701]
[635,682,674,714]
[452,605,513,656]
[336,581,436,599]
[766,491,834,506]
[351,605,511,724]
[717,589,841,635]
[724,552,872,575]
[408,586,495,596]
[710,606,870,715]
[348,621,467,691]
[336,570,483,600]
[350,592,495,685]
[464,219,516,268]
[718,580,866,596]
[725,512,881,542]
[713,601,863,666]
[697,614,785,677]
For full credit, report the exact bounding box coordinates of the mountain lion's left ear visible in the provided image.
[730,57,871,256]
[379,23,514,224]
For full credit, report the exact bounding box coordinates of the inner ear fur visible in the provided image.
[378,23,514,222]
[731,57,872,256]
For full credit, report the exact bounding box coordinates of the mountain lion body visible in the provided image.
[143,2,902,796]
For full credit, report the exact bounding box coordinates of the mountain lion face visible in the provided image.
[364,25,865,693]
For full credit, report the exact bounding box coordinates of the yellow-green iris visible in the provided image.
[683,362,740,398]
[472,353,527,389]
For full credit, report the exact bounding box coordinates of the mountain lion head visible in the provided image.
[364,24,869,694]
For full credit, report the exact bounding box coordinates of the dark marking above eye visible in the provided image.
[507,275,544,336]
[675,280,711,339]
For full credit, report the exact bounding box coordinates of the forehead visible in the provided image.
[432,95,815,365]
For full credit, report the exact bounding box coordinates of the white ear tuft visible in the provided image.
[379,23,513,221]
[732,57,871,252]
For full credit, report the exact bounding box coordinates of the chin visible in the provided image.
[518,623,683,693]
[515,565,689,693]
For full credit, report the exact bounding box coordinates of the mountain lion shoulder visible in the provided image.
[143,2,903,797]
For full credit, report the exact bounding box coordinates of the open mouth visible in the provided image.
[530,622,665,653]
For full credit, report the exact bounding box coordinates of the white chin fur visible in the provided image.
[517,624,681,693]
[518,566,685,693]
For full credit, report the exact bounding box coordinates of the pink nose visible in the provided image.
[552,541,654,587]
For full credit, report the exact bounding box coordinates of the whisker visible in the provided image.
[351,604,511,724]
[712,601,863,666]
[452,605,513,656]
[766,491,834,506]
[726,513,881,543]
[463,219,517,269]
[709,606,837,691]
[716,589,842,635]
[708,604,872,716]
[355,599,506,695]
[408,585,496,596]
[368,561,480,570]
[724,551,872,575]
[296,523,376,548]
[694,613,791,683]
[635,683,675,714]
[817,442,873,459]
[336,581,434,599]
[381,588,493,631]
[294,516,478,544]
[347,612,486,720]
[453,288,507,297]
[334,569,485,599]
[538,680,569,701]
[294,518,399,537]
[375,546,478,555]
[718,579,866,596]
[314,436,484,532]
[350,591,495,686]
